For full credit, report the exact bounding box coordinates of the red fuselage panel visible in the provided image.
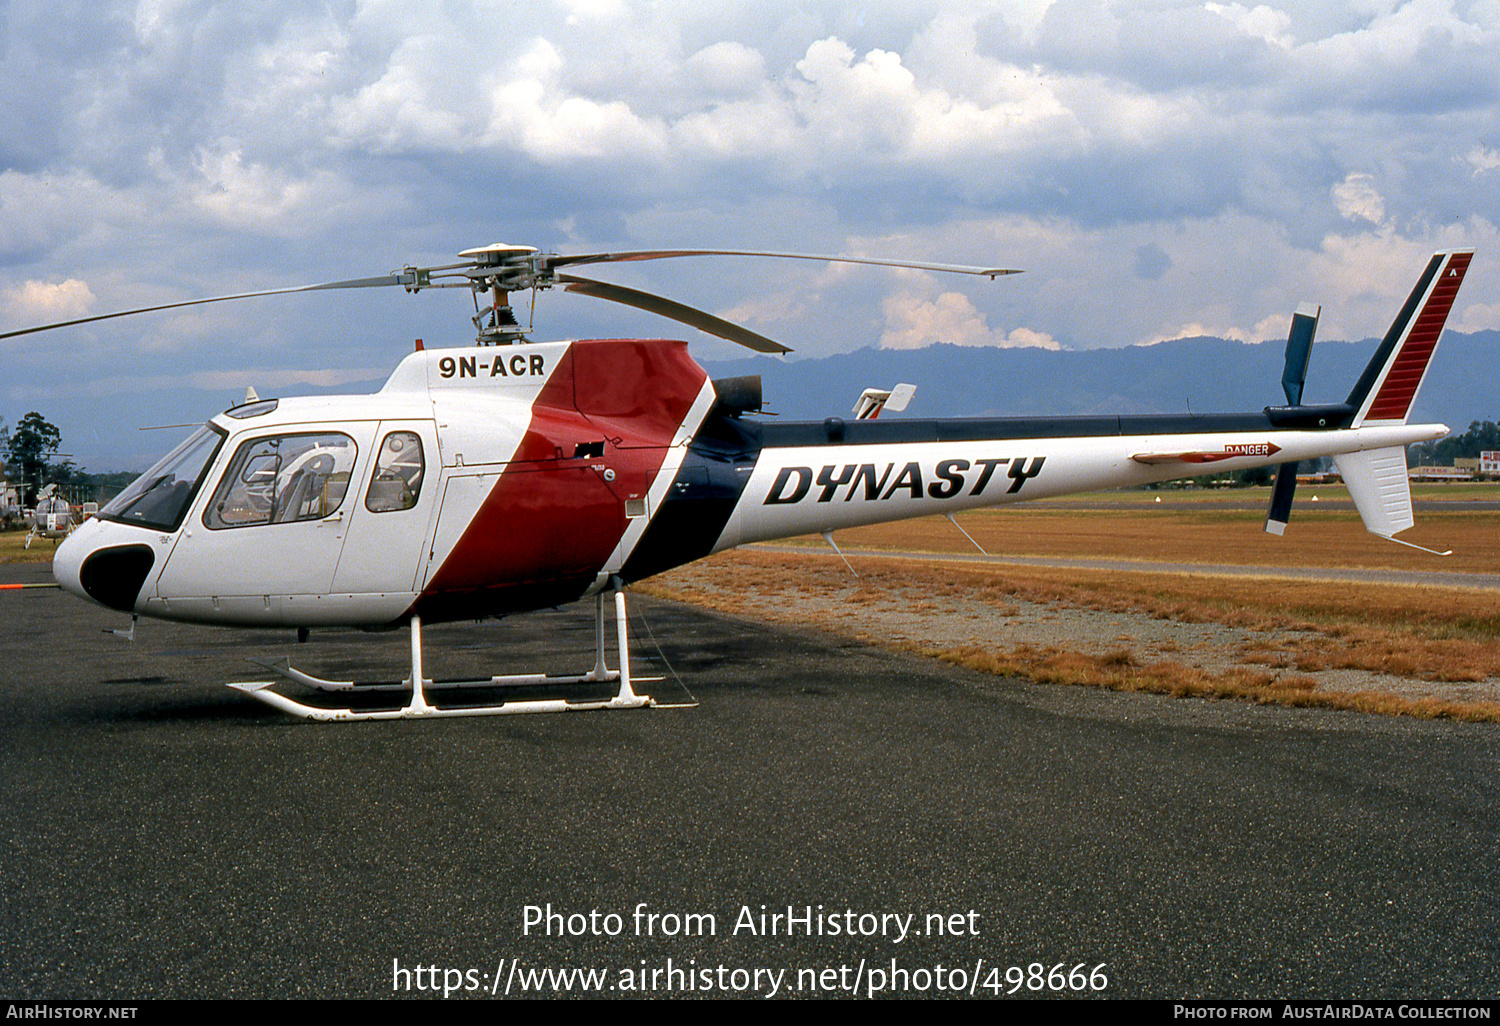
[418,339,708,619]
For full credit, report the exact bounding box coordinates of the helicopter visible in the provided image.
[3,244,1473,721]
[24,484,76,549]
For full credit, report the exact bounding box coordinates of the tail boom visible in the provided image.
[716,420,1446,550]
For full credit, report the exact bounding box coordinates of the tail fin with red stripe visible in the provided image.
[1347,249,1472,426]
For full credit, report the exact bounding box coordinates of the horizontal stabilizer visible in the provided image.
[886,382,916,413]
[853,382,916,420]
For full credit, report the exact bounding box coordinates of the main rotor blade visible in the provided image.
[0,274,413,341]
[558,274,792,354]
[549,249,1021,279]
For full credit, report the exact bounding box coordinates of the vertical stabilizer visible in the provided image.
[1348,250,1472,426]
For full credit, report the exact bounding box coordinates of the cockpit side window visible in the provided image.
[365,431,425,513]
[100,425,225,532]
[204,432,357,530]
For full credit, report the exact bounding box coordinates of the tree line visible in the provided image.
[1,411,131,510]
[1409,420,1500,467]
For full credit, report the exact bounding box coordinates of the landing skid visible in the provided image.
[251,588,623,693]
[252,661,624,692]
[228,586,672,721]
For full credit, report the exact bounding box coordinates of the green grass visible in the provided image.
[0,529,60,565]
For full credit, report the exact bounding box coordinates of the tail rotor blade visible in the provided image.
[1281,303,1320,406]
[1265,461,1300,535]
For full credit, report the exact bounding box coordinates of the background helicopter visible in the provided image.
[23,484,76,549]
[3,244,1472,721]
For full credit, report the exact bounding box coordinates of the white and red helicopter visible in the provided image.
[3,244,1473,721]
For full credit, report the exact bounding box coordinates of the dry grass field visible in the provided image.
[775,483,1500,573]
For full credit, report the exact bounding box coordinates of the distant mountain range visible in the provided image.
[702,329,1500,430]
[56,328,1500,474]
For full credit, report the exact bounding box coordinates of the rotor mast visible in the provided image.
[459,243,541,346]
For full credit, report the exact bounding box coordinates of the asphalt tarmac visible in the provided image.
[2,560,1498,1000]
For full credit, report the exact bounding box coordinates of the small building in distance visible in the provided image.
[1409,465,1473,481]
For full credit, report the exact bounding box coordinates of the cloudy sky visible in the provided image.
[3,0,1498,469]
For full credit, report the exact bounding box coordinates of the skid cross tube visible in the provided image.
[250,592,621,693]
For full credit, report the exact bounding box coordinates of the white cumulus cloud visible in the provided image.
[1,279,97,328]
[880,289,1059,350]
[1332,173,1387,225]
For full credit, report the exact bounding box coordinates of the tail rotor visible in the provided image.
[1265,303,1321,535]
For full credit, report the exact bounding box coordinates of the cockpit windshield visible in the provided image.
[99,425,225,532]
